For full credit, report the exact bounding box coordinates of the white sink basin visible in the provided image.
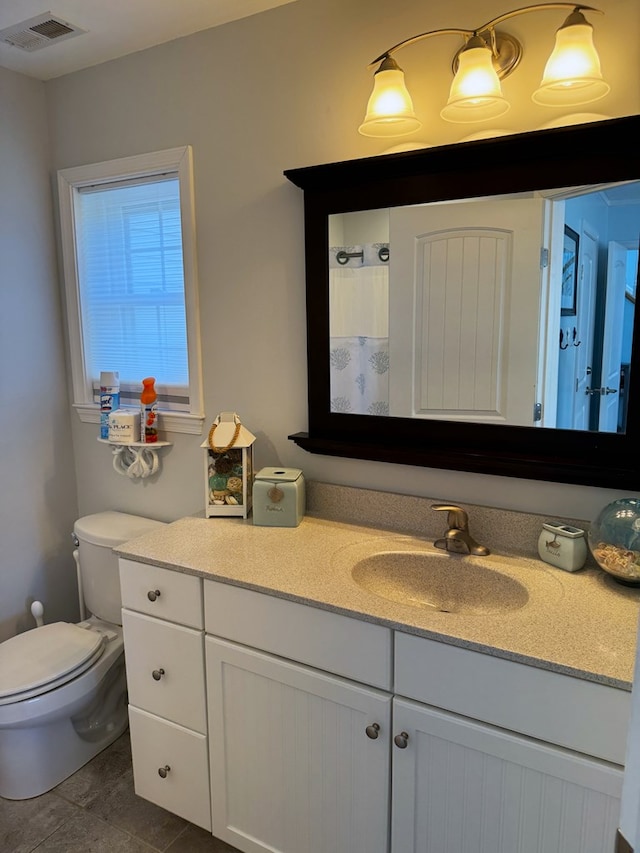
[351,550,529,614]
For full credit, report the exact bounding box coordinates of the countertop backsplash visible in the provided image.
[305,480,596,565]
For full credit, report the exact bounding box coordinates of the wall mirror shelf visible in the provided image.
[285,115,640,488]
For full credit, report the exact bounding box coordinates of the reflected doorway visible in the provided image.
[554,184,640,433]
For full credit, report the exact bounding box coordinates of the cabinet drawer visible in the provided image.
[128,706,211,832]
[204,580,392,690]
[119,559,203,628]
[122,609,206,733]
[394,632,630,764]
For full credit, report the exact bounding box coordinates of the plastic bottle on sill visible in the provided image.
[99,371,120,440]
[140,377,158,443]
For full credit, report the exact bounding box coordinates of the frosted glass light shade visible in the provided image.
[532,13,610,106]
[440,43,510,123]
[358,58,422,138]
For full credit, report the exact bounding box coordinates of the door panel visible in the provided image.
[390,198,546,425]
[599,241,627,431]
[570,224,598,430]
[392,697,622,853]
[206,637,391,853]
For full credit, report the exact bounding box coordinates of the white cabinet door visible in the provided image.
[206,636,391,853]
[392,697,622,853]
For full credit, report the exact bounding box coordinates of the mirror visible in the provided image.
[285,116,640,488]
[327,182,640,433]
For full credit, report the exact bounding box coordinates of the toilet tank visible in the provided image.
[74,511,167,625]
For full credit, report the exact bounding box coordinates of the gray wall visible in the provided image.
[0,66,79,640]
[41,0,640,530]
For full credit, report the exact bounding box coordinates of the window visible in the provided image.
[58,147,203,433]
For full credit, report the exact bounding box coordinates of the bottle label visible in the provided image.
[100,389,120,439]
[142,402,158,443]
[100,393,120,415]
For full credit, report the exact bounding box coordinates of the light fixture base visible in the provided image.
[452,31,522,80]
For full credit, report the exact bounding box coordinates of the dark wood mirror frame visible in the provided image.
[285,115,640,489]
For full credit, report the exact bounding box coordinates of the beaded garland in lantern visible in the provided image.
[201,413,256,518]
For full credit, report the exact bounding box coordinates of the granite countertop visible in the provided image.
[115,514,640,691]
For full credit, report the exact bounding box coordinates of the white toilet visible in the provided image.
[0,511,165,800]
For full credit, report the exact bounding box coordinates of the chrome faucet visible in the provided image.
[431,504,490,556]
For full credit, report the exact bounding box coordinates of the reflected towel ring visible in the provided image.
[336,249,364,265]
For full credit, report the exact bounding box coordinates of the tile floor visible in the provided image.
[0,730,241,853]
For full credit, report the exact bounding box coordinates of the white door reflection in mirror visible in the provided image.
[389,198,546,426]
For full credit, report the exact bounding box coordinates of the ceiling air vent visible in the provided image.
[0,12,86,52]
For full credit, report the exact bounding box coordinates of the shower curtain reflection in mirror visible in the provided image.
[329,244,389,414]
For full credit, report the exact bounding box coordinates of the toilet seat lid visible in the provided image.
[0,622,105,703]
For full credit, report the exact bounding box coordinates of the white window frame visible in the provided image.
[57,146,204,434]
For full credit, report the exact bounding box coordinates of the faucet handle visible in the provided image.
[431,504,468,530]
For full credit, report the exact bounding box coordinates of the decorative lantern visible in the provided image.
[201,412,256,518]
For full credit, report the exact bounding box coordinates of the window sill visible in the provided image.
[74,404,205,436]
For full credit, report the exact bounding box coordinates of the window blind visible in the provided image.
[75,176,189,406]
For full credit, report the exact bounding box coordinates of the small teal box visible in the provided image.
[253,467,305,527]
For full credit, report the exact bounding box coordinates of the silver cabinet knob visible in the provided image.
[158,765,170,778]
[152,668,165,681]
[394,732,409,749]
[365,723,380,739]
[147,589,161,601]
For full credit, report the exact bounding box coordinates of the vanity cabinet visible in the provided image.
[203,579,626,853]
[119,559,211,831]
[119,560,628,853]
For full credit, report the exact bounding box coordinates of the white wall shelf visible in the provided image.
[97,439,172,448]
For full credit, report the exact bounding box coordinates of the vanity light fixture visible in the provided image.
[358,3,609,137]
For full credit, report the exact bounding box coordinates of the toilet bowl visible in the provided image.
[0,511,165,800]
